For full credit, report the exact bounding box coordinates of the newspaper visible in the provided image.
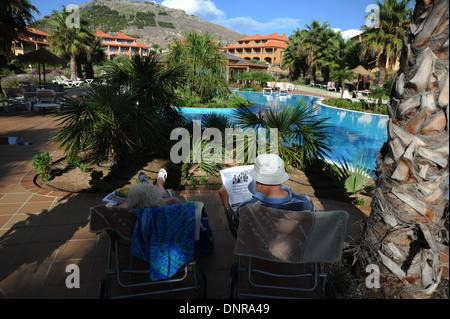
[220,165,254,212]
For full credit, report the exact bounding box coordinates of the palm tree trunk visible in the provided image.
[85,62,94,80]
[378,52,388,87]
[311,65,317,83]
[76,62,83,80]
[70,53,77,81]
[361,0,449,298]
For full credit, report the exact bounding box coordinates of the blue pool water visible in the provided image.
[180,91,388,172]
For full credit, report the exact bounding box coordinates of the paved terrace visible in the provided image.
[0,96,448,299]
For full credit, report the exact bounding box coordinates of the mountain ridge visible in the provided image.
[33,0,247,49]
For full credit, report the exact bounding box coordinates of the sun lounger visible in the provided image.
[77,77,94,84]
[61,75,82,87]
[341,89,352,100]
[279,82,289,94]
[327,82,337,91]
[263,82,274,93]
[53,75,74,87]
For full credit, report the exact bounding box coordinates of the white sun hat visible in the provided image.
[249,154,289,185]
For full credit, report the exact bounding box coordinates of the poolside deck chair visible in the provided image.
[341,89,352,100]
[263,82,274,93]
[33,89,61,112]
[327,82,337,91]
[52,75,74,87]
[229,204,348,299]
[279,82,289,94]
[62,75,83,87]
[77,77,94,84]
[89,201,209,299]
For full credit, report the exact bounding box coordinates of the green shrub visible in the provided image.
[190,176,198,187]
[334,156,373,195]
[32,151,52,181]
[67,156,89,172]
[158,21,175,29]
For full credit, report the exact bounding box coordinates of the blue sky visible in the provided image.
[30,0,410,39]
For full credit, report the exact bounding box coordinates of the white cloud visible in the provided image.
[214,17,300,35]
[160,0,299,35]
[161,0,225,20]
[334,28,364,40]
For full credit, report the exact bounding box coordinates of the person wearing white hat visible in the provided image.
[219,154,315,237]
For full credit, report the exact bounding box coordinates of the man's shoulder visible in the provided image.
[291,192,312,201]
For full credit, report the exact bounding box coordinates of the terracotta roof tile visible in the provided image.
[97,29,150,49]
[224,40,289,49]
[26,27,50,37]
[237,32,289,42]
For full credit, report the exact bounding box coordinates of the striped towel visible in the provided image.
[131,202,196,281]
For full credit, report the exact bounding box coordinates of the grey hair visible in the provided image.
[128,182,163,209]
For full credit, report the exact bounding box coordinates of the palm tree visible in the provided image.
[47,6,91,80]
[0,0,38,64]
[317,28,340,82]
[331,68,354,99]
[360,0,412,87]
[0,0,38,97]
[325,34,360,72]
[104,54,186,124]
[168,31,228,102]
[81,36,107,80]
[354,0,449,298]
[52,84,168,165]
[232,99,333,169]
[283,30,309,80]
[298,19,331,83]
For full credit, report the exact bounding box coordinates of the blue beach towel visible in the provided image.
[131,202,196,281]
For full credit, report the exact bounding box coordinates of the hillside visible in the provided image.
[33,0,247,50]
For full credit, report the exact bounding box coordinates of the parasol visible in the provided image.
[352,65,375,90]
[268,65,289,76]
[17,48,66,88]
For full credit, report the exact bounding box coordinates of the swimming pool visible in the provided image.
[180,91,388,172]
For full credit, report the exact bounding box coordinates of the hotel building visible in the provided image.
[96,30,150,59]
[12,27,50,56]
[223,33,289,66]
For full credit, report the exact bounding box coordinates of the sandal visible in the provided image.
[157,168,167,183]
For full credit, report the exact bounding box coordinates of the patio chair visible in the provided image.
[3,88,32,112]
[280,82,289,94]
[229,204,348,299]
[89,201,209,299]
[46,82,65,98]
[33,89,61,112]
